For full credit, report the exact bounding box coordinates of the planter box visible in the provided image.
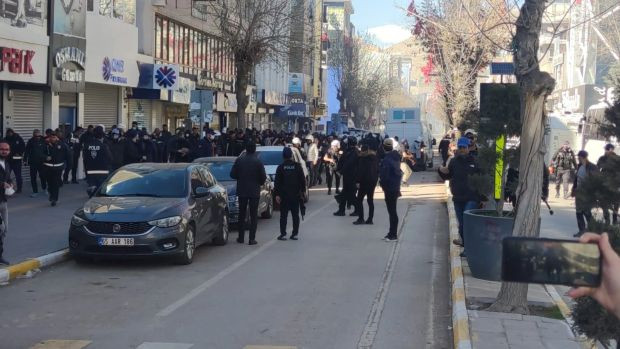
[464,209,515,281]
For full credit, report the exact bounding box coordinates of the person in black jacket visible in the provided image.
[83,126,113,197]
[62,127,82,184]
[440,137,479,254]
[274,147,307,241]
[4,128,25,193]
[43,131,70,206]
[572,150,598,237]
[379,138,403,241]
[24,129,47,197]
[334,136,359,216]
[0,141,14,265]
[123,130,143,165]
[230,142,267,245]
[140,133,158,162]
[597,144,619,225]
[107,129,126,170]
[196,132,215,158]
[438,134,452,166]
[168,129,191,163]
[354,144,379,225]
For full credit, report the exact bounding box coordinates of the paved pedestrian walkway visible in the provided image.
[4,180,89,263]
[463,260,584,349]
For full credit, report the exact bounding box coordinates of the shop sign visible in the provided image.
[0,48,36,75]
[170,77,195,104]
[279,104,306,118]
[197,70,233,91]
[246,85,257,114]
[54,46,85,82]
[289,72,304,93]
[289,94,306,105]
[102,57,128,85]
[138,63,179,90]
[264,90,286,106]
[216,92,238,113]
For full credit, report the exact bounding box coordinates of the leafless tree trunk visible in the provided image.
[488,0,556,314]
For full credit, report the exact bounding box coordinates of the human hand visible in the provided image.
[568,233,620,320]
[275,196,281,204]
[4,182,12,189]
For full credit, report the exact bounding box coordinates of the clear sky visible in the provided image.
[350,0,413,47]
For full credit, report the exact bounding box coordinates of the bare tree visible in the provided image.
[409,0,511,127]
[202,0,309,129]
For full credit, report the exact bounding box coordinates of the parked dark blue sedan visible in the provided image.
[193,157,273,224]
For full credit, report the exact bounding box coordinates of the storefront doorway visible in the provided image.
[59,106,77,136]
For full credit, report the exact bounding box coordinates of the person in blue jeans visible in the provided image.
[440,137,480,256]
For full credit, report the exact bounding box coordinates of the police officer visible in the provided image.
[108,128,126,170]
[83,126,113,197]
[334,136,359,216]
[43,130,70,206]
[4,129,25,194]
[552,141,577,199]
[24,129,47,197]
[275,147,307,241]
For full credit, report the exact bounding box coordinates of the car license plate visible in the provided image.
[98,237,134,246]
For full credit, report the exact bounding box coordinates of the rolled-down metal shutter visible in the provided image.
[12,89,44,179]
[12,90,44,142]
[128,99,153,131]
[84,84,119,129]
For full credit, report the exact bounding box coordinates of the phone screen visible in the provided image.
[502,237,601,287]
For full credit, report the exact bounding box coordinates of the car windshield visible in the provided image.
[257,151,284,166]
[98,168,188,198]
[205,162,233,181]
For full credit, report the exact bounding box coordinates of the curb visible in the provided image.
[544,285,597,349]
[445,183,472,349]
[0,248,70,284]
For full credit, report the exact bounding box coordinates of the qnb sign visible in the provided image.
[0,47,35,74]
[102,57,127,84]
[54,47,86,82]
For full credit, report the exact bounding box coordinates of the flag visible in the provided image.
[407,1,415,17]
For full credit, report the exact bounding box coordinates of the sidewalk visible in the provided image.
[445,185,591,349]
[4,180,89,264]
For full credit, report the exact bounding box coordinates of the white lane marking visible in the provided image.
[135,343,193,349]
[357,204,412,349]
[157,200,335,317]
[425,211,441,349]
[29,340,92,349]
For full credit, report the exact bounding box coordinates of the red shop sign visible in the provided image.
[0,47,35,75]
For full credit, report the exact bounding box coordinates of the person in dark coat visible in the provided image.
[168,129,191,163]
[572,150,598,237]
[353,144,379,225]
[334,136,359,216]
[196,132,215,158]
[152,128,167,162]
[83,126,113,197]
[43,131,70,206]
[4,128,25,193]
[438,134,452,166]
[274,147,307,241]
[140,133,158,162]
[230,142,267,245]
[24,129,47,197]
[439,137,480,254]
[597,144,619,225]
[379,138,403,242]
[107,128,126,171]
[0,141,14,265]
[123,129,143,165]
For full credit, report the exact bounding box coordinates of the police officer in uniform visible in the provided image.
[334,136,359,216]
[275,147,307,241]
[4,129,25,193]
[43,130,70,206]
[83,126,113,197]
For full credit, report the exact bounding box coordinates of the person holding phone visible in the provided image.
[569,233,620,320]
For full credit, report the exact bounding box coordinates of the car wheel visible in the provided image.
[176,225,196,265]
[261,200,273,219]
[213,213,229,246]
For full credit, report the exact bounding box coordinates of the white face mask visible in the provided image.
[113,134,120,140]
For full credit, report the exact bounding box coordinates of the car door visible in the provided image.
[189,167,209,244]
[198,167,220,239]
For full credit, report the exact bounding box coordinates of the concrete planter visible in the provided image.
[463,209,515,281]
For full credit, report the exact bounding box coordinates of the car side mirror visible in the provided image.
[194,187,210,198]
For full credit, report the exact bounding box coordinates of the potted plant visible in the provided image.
[462,83,522,281]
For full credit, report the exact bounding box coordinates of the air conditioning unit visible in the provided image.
[152,0,166,6]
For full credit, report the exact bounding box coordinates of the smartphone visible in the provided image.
[502,237,601,287]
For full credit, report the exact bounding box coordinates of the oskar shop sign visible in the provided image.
[54,46,85,82]
[0,47,36,74]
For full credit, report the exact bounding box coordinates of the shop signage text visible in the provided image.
[197,70,233,91]
[0,47,35,74]
[54,46,86,82]
[102,57,127,84]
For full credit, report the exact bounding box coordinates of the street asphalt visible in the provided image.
[0,172,451,349]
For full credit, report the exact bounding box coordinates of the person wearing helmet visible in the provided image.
[306,135,319,187]
[334,136,360,216]
[324,138,341,195]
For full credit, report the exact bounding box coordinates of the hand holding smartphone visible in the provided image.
[502,237,601,287]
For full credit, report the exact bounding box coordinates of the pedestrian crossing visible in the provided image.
[29,340,297,349]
